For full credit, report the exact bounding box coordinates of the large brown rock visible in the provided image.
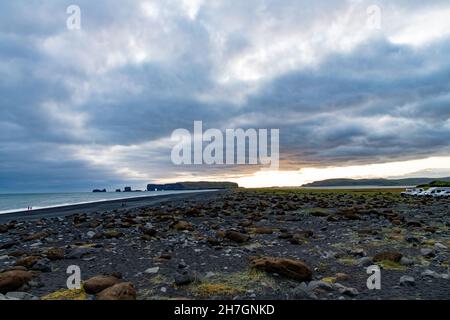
[141,227,157,237]
[250,256,312,282]
[14,256,40,268]
[84,275,121,294]
[0,224,8,233]
[24,231,49,242]
[104,230,124,239]
[373,251,403,263]
[338,208,360,220]
[250,227,274,234]
[289,230,314,244]
[225,230,249,243]
[0,270,34,294]
[44,248,65,261]
[172,221,194,231]
[96,282,136,300]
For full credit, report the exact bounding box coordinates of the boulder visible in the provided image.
[335,273,350,281]
[0,270,34,294]
[373,251,403,263]
[96,282,136,300]
[225,230,249,243]
[420,248,435,258]
[24,231,49,242]
[14,256,40,268]
[44,248,65,261]
[84,275,121,294]
[141,227,157,237]
[291,282,318,299]
[172,221,194,231]
[5,292,39,300]
[399,276,415,286]
[32,258,52,272]
[66,247,98,259]
[0,224,8,234]
[250,256,312,282]
[104,230,124,239]
[290,230,314,244]
[250,227,274,234]
[206,237,220,246]
[0,241,17,250]
[334,283,359,297]
[174,273,195,286]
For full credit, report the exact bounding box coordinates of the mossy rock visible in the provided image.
[423,239,436,246]
[187,270,276,297]
[376,260,406,271]
[321,277,337,284]
[337,258,358,266]
[41,288,88,300]
[190,283,246,297]
[307,208,331,217]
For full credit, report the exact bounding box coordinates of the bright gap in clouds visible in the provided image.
[388,8,450,47]
[227,156,450,188]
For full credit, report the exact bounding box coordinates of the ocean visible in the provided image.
[0,190,212,214]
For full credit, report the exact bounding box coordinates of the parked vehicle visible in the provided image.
[401,187,450,198]
[432,188,450,198]
[416,187,450,197]
[401,188,424,197]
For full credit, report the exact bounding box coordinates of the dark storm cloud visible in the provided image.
[0,0,449,191]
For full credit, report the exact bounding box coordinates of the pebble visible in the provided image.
[358,257,373,267]
[30,242,43,248]
[174,273,195,286]
[31,258,52,272]
[5,292,39,300]
[434,243,447,251]
[334,283,359,297]
[405,236,421,244]
[400,257,414,266]
[291,283,318,299]
[66,247,98,259]
[420,248,435,258]
[308,280,333,291]
[399,276,415,286]
[145,267,160,274]
[421,269,442,279]
[0,293,18,300]
[86,231,96,239]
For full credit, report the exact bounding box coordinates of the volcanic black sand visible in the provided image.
[0,188,449,300]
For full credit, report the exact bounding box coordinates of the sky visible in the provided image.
[1,0,450,192]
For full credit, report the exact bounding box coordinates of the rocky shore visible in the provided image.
[0,189,449,300]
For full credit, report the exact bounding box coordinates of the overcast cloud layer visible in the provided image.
[1,0,450,192]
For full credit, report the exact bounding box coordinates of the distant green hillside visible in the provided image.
[302,177,450,187]
[417,180,450,188]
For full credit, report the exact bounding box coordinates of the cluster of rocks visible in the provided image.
[0,190,449,300]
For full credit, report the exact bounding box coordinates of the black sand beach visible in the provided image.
[1,188,449,300]
[0,191,220,223]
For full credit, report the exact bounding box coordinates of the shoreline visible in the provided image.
[0,190,222,223]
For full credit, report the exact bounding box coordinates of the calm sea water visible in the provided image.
[0,190,213,214]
